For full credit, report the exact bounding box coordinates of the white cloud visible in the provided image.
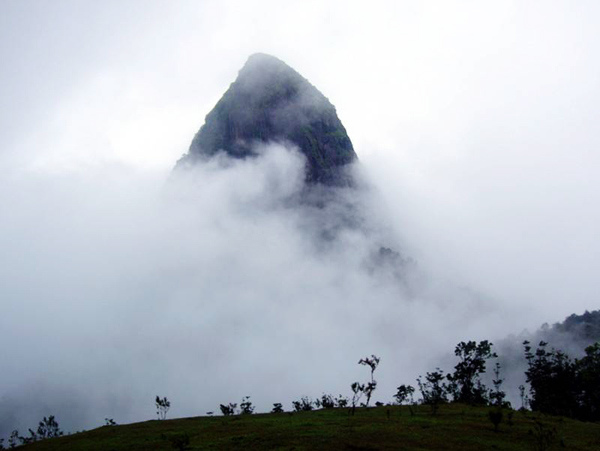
[1,0,600,436]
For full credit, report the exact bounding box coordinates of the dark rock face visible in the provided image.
[176,53,357,185]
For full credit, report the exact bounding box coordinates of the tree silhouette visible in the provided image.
[489,362,508,407]
[350,382,365,415]
[417,369,448,414]
[577,342,600,421]
[239,396,254,414]
[155,396,171,420]
[447,340,496,405]
[524,340,578,417]
[219,403,237,416]
[358,354,380,407]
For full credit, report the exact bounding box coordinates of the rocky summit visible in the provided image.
[176,53,357,185]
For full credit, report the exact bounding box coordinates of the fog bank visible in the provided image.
[0,144,513,435]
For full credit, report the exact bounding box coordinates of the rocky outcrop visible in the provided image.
[176,53,357,185]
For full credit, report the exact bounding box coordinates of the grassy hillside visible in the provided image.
[21,404,600,450]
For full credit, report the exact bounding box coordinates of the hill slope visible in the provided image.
[21,404,600,450]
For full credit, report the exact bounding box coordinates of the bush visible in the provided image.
[240,396,254,414]
[292,396,314,412]
[219,403,237,416]
[489,362,509,407]
[334,394,349,408]
[155,396,171,420]
[350,382,365,415]
[394,384,416,416]
[394,384,415,405]
[36,415,63,439]
[317,394,335,409]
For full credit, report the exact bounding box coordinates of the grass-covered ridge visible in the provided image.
[20,404,600,450]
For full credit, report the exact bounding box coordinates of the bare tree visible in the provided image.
[155,396,171,420]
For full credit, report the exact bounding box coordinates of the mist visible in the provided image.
[2,0,600,439]
[0,142,510,435]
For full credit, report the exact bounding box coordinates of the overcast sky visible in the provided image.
[1,0,599,435]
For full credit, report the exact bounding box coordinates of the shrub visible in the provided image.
[292,396,314,412]
[219,403,237,416]
[518,384,529,410]
[350,382,365,415]
[489,362,509,407]
[8,430,19,448]
[394,384,415,405]
[36,415,63,439]
[155,396,171,420]
[394,384,416,416]
[239,396,254,414]
[317,394,336,409]
[334,394,349,408]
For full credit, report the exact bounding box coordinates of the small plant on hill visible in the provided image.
[334,394,348,408]
[219,403,237,416]
[35,415,63,439]
[292,396,314,412]
[358,355,380,407]
[394,384,416,416]
[8,430,19,448]
[518,384,529,411]
[271,403,284,413]
[315,393,335,409]
[240,396,254,414]
[350,382,365,415]
[20,429,37,445]
[155,396,171,420]
[394,384,415,405]
[417,369,448,415]
[489,362,509,407]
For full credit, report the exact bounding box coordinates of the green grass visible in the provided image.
[21,404,600,450]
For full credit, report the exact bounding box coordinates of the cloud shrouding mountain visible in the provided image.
[0,142,511,436]
[2,1,600,439]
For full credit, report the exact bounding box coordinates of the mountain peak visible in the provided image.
[176,54,357,185]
